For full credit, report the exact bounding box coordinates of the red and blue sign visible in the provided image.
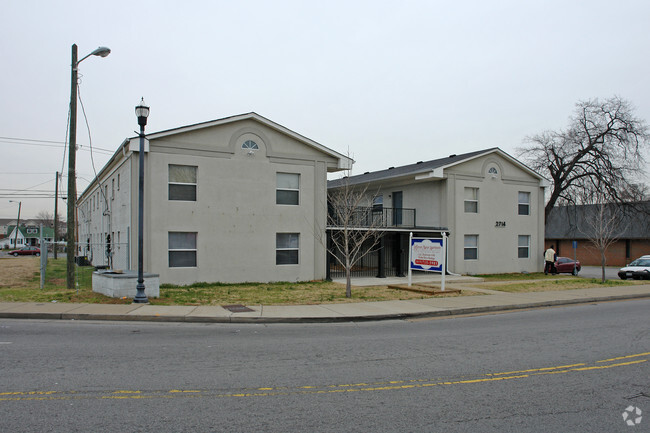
[410,237,444,272]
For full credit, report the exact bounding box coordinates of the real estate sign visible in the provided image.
[408,233,447,290]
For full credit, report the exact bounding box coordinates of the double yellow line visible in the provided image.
[1,351,647,402]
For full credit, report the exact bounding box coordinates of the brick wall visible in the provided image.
[545,239,650,267]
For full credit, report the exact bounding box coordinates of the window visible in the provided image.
[518,191,530,215]
[117,174,120,191]
[169,165,197,201]
[276,173,300,205]
[464,187,478,213]
[242,140,259,150]
[464,235,478,260]
[372,195,383,211]
[111,179,115,200]
[168,232,197,267]
[276,233,299,265]
[518,235,530,258]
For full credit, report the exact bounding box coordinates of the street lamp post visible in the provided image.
[66,44,110,290]
[133,98,150,303]
[9,200,21,248]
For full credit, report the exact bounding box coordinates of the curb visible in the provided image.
[0,293,649,324]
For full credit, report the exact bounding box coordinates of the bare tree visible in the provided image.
[327,177,384,298]
[518,96,649,219]
[577,188,628,282]
[34,211,54,227]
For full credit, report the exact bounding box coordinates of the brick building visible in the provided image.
[545,202,650,266]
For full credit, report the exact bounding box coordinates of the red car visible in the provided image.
[553,257,581,275]
[8,246,41,257]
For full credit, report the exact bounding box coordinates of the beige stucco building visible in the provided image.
[327,148,548,276]
[77,113,352,284]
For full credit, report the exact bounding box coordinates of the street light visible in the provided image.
[9,200,21,248]
[67,44,110,290]
[134,98,150,303]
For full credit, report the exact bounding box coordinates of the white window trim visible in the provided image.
[518,235,530,259]
[276,173,300,206]
[464,187,479,213]
[464,234,479,261]
[518,191,531,216]
[276,233,300,265]
[168,165,198,202]
[168,232,198,268]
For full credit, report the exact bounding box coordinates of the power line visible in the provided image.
[0,137,115,154]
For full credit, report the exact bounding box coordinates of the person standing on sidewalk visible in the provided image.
[544,245,557,275]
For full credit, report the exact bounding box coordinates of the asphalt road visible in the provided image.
[1,299,648,432]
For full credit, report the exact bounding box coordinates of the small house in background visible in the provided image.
[77,113,352,284]
[327,148,548,277]
[5,226,54,248]
[545,201,650,266]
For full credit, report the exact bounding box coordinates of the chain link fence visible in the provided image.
[41,241,131,291]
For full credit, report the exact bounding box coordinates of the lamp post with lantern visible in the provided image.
[133,98,150,303]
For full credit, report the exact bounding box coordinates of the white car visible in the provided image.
[618,256,650,280]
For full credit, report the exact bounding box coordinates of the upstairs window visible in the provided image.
[276,173,300,205]
[169,165,197,201]
[464,187,478,213]
[372,195,383,211]
[518,191,530,215]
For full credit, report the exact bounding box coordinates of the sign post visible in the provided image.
[573,240,577,275]
[408,233,447,291]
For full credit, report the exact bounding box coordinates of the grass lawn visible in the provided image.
[473,272,638,292]
[0,257,451,306]
[0,258,638,305]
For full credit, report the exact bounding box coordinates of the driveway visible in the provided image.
[578,265,621,280]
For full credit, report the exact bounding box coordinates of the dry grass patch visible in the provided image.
[480,278,634,293]
[0,257,40,289]
[154,281,441,306]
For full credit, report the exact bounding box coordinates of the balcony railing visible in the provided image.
[328,206,416,228]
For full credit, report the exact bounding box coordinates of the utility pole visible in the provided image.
[13,201,21,249]
[67,44,78,289]
[54,171,59,259]
[65,44,110,290]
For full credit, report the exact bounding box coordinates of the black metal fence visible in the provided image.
[328,207,416,228]
[328,232,410,278]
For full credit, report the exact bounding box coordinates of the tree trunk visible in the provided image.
[345,254,352,298]
[346,272,352,298]
[600,252,607,283]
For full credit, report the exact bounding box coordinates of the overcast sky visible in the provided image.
[2,0,650,218]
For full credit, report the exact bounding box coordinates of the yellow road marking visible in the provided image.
[1,353,646,402]
[571,359,647,371]
[597,351,650,363]
[486,363,585,376]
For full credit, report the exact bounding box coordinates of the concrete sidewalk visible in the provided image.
[1,280,649,324]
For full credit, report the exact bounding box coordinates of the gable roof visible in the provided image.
[128,112,353,170]
[328,147,546,188]
[80,112,353,200]
[7,226,55,238]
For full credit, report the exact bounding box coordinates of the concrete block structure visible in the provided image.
[77,113,352,285]
[327,148,548,276]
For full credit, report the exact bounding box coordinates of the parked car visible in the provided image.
[8,246,41,257]
[618,256,650,280]
[554,257,581,275]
